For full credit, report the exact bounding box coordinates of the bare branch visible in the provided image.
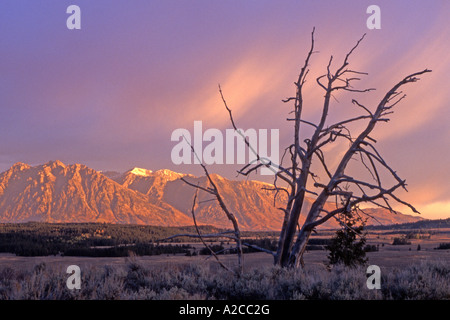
[320,115,372,138]
[242,242,276,256]
[389,192,420,214]
[157,232,236,242]
[352,99,373,116]
[355,206,384,226]
[314,149,332,179]
[332,33,367,78]
[261,186,290,198]
[179,132,245,273]
[190,189,236,274]
[219,85,279,177]
[180,177,214,195]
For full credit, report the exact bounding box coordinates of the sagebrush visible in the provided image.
[0,260,448,300]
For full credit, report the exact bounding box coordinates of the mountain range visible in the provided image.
[0,161,422,230]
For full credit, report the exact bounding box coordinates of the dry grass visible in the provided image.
[1,232,448,271]
[0,229,449,300]
[0,255,448,300]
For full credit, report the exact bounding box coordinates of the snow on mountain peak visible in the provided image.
[129,167,153,177]
[155,169,181,177]
[154,169,195,181]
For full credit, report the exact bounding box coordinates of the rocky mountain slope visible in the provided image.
[0,161,422,230]
[0,161,191,226]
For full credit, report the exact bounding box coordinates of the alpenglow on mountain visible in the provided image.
[0,161,422,230]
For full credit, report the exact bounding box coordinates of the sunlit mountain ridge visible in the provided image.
[0,161,422,230]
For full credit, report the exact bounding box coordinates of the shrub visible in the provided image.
[392,237,411,245]
[435,242,450,250]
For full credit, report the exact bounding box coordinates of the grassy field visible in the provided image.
[0,227,449,271]
[0,252,448,300]
[0,225,449,300]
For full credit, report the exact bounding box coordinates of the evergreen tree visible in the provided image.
[326,211,368,268]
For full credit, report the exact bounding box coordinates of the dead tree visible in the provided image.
[221,28,431,268]
[159,138,274,275]
[165,29,430,271]
[181,149,244,274]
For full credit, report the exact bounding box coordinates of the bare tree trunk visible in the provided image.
[289,228,312,268]
[288,201,326,267]
[277,168,309,267]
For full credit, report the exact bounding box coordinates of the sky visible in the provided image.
[0,0,449,219]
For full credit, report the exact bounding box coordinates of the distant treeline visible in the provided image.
[0,222,278,257]
[0,222,222,257]
[365,218,450,231]
[0,222,223,242]
[0,222,397,257]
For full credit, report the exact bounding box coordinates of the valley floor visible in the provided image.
[0,231,449,300]
[0,239,448,272]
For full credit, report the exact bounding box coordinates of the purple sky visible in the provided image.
[1,1,449,219]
